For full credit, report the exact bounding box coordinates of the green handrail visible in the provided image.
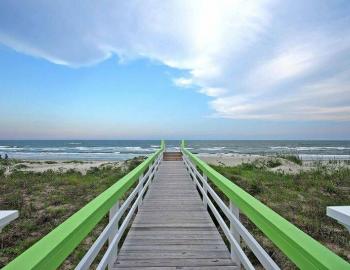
[181,140,349,270]
[3,140,165,270]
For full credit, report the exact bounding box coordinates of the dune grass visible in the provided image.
[210,162,350,269]
[277,154,303,165]
[0,157,144,268]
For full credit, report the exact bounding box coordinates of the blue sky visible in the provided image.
[0,0,350,139]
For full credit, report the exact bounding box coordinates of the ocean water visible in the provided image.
[0,140,349,161]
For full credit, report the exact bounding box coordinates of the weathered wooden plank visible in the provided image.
[127,231,222,237]
[128,226,219,232]
[112,267,238,270]
[113,159,236,269]
[118,251,230,259]
[122,236,222,241]
[115,258,235,268]
[122,239,224,246]
[119,244,228,252]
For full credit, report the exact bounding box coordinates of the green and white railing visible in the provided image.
[181,140,349,270]
[3,141,165,270]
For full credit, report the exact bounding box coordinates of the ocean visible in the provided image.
[0,140,350,161]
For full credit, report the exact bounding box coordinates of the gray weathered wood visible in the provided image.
[113,160,237,269]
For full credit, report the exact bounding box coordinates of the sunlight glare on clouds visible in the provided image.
[173,77,193,88]
[199,87,228,97]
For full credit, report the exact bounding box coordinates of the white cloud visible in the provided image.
[0,0,350,122]
[247,45,317,89]
[173,77,193,88]
[211,70,350,121]
[199,87,228,97]
[0,0,271,68]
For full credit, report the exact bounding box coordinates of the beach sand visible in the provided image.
[3,160,125,176]
[198,153,350,174]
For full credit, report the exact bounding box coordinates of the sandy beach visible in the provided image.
[3,153,349,176]
[199,153,350,174]
[2,160,127,176]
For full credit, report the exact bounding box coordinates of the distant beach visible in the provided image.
[0,140,350,161]
[0,140,349,176]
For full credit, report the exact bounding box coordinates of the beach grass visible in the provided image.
[0,157,144,268]
[211,162,350,268]
[277,154,303,165]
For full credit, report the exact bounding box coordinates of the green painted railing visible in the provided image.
[3,141,165,270]
[181,140,349,270]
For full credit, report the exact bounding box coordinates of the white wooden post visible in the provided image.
[203,174,208,209]
[108,201,119,270]
[0,210,19,232]
[327,206,350,232]
[191,165,196,182]
[138,174,144,209]
[230,200,241,268]
[149,163,153,183]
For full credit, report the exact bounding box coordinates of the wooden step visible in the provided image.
[163,152,183,161]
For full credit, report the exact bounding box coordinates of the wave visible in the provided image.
[0,145,10,148]
[270,146,350,151]
[73,146,153,152]
[1,145,155,155]
[10,152,121,155]
[0,147,25,151]
[199,147,226,151]
[6,151,148,161]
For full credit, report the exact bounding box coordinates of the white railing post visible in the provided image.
[108,201,119,270]
[0,210,19,233]
[203,174,208,209]
[149,163,154,183]
[190,164,195,182]
[230,200,241,268]
[138,173,144,209]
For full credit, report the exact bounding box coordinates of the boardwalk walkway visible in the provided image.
[113,160,238,269]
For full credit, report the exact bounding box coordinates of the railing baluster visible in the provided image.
[203,174,208,209]
[230,200,241,268]
[138,174,143,209]
[108,201,119,270]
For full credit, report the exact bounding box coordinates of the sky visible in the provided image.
[0,0,350,140]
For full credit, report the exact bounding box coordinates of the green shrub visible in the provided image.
[266,159,282,168]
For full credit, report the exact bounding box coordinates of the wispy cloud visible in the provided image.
[211,31,350,121]
[247,45,317,90]
[199,87,228,97]
[173,77,193,88]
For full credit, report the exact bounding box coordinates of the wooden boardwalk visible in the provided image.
[113,160,238,269]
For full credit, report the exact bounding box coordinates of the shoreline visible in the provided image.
[1,153,350,175]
